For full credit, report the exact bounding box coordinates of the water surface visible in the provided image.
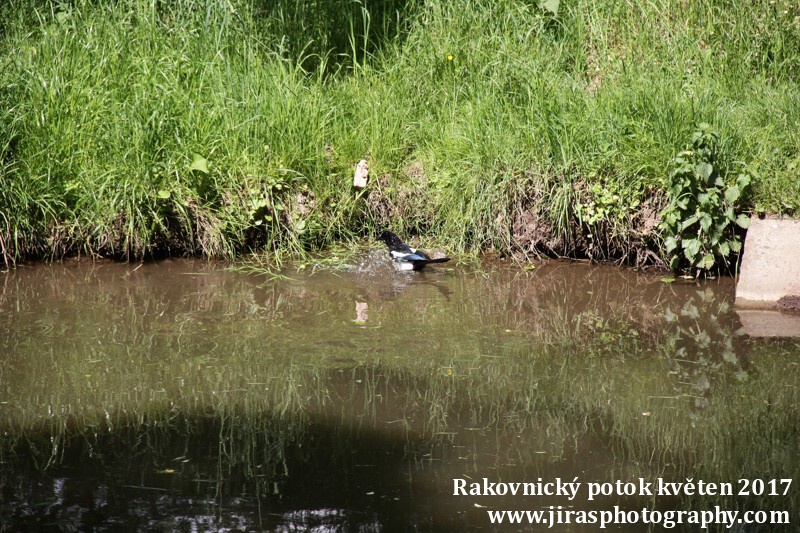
[1,257,798,531]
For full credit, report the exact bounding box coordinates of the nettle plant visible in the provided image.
[660,124,751,273]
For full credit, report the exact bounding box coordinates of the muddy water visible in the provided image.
[0,257,798,531]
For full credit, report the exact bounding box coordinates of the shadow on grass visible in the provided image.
[249,0,422,73]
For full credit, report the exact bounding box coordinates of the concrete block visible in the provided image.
[735,217,800,309]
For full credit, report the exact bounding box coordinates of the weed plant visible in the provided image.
[660,124,752,273]
[1,0,799,266]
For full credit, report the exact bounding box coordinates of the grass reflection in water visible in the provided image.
[0,260,797,530]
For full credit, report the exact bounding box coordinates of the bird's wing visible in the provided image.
[391,250,429,262]
[394,242,417,254]
[409,247,432,260]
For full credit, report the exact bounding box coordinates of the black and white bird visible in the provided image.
[378,230,451,271]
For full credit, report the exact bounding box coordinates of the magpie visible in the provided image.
[378,230,451,271]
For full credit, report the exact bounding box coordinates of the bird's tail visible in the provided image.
[414,257,451,265]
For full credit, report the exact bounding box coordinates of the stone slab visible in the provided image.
[735,217,800,309]
[736,310,800,338]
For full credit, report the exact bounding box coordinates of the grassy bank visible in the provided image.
[1,0,799,268]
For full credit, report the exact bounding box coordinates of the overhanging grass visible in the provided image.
[1,0,799,265]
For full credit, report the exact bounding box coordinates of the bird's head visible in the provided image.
[377,230,402,248]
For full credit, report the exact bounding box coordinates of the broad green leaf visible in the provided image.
[717,241,730,257]
[735,214,751,228]
[724,186,740,204]
[699,213,712,232]
[698,253,715,270]
[680,215,699,230]
[736,173,751,190]
[730,239,742,253]
[541,0,559,15]
[664,235,678,253]
[696,162,713,181]
[682,238,701,260]
[665,211,679,225]
[190,153,209,174]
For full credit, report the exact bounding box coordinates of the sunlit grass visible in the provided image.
[1,0,799,266]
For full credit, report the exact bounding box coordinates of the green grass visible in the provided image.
[1,0,799,266]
